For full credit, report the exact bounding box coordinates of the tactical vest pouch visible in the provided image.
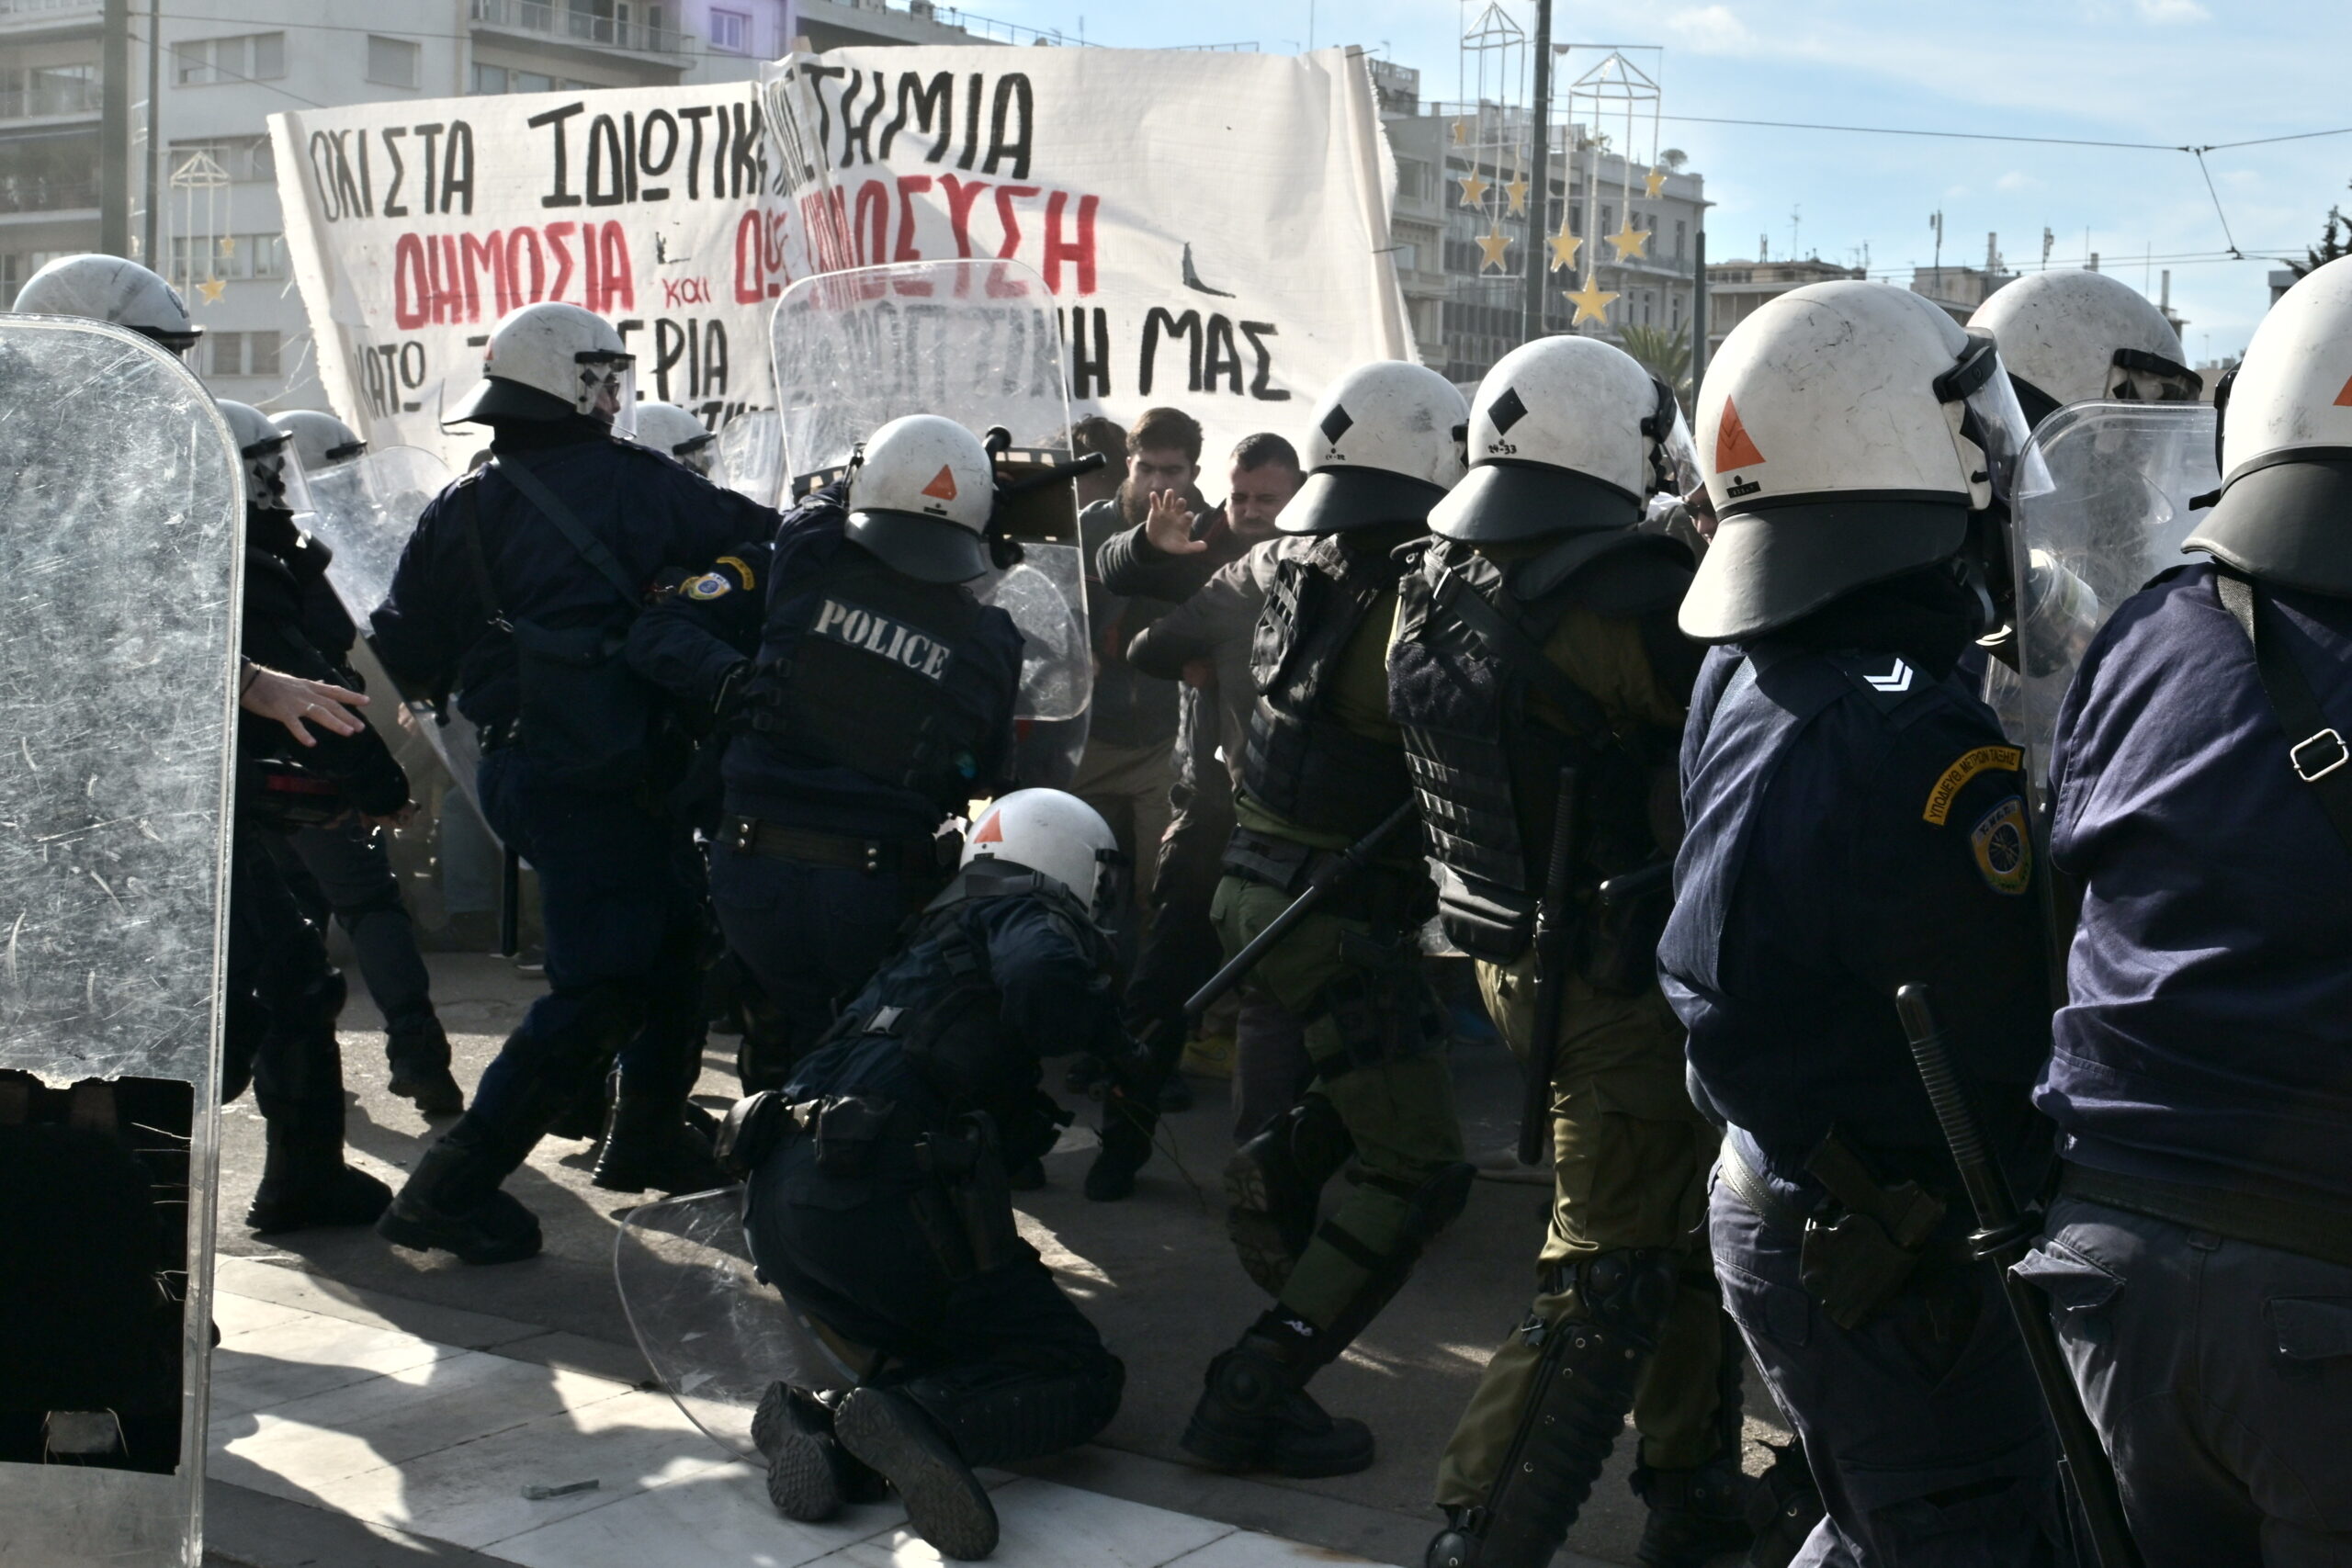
[1222,829,1315,893]
[806,1094,899,1179]
[1577,860,1674,996]
[509,617,659,792]
[1436,877,1537,963]
[714,1091,792,1180]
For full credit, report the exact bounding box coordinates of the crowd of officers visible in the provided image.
[12,247,2349,1568]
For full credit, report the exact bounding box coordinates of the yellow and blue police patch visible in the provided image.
[1969,795,2033,896]
[1924,744,2024,825]
[682,571,733,602]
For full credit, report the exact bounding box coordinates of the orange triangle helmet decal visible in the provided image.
[973,812,1005,843]
[2335,372,2352,407]
[1715,398,1766,470]
[921,464,960,501]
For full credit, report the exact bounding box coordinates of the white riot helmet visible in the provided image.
[217,400,310,513]
[634,400,717,475]
[845,414,995,583]
[272,409,366,474]
[1969,268,2199,428]
[447,301,636,433]
[2183,254,2352,597]
[1430,335,1695,542]
[962,789,1122,926]
[1280,360,1470,535]
[1685,280,2034,643]
[12,254,201,356]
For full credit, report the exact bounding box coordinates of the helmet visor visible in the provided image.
[576,351,637,435]
[1655,399,1702,499]
[245,434,311,514]
[1939,332,2044,512]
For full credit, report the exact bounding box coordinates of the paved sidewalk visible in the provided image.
[203,1257,1402,1568]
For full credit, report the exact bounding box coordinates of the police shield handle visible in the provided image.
[1182,798,1420,1020]
[1894,985,2143,1568]
[1518,768,1581,1167]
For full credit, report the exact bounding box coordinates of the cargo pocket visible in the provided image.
[2011,1236,2122,1317]
[2269,1296,2352,1364]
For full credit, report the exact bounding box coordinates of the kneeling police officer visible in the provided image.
[729,790,1134,1562]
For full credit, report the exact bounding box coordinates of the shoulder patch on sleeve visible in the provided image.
[717,554,756,591]
[682,571,733,602]
[1924,744,2025,825]
[1968,795,2033,896]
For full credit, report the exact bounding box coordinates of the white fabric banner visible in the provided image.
[270,46,1409,474]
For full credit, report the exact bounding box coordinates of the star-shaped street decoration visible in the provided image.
[1504,172,1531,216]
[1451,118,1469,146]
[1457,169,1491,208]
[197,276,226,305]
[1563,276,1619,326]
[1644,166,1668,198]
[1607,217,1651,262]
[1476,223,1512,272]
[1547,226,1583,273]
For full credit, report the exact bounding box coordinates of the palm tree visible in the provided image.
[1618,321,1691,400]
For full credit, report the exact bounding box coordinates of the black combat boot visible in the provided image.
[1222,1095,1354,1293]
[752,1382,885,1522]
[387,1015,465,1117]
[1633,1459,1756,1568]
[592,1075,723,1194]
[245,1113,392,1235]
[833,1387,1001,1561]
[1181,1326,1374,1478]
[376,1117,543,1264]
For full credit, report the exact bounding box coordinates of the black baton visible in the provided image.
[1894,984,2141,1568]
[1184,799,1419,1020]
[1517,768,1580,1166]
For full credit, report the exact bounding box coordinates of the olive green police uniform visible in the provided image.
[1392,532,1749,1568]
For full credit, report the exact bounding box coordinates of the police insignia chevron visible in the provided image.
[1865,658,1914,693]
[1827,652,1928,713]
[811,598,956,682]
[1969,796,2033,896]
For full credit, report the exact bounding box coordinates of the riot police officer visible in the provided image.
[1658,281,2070,1563]
[1178,361,1476,1479]
[668,415,1023,1091]
[2019,256,2352,1564]
[266,409,463,1116]
[734,790,1132,1562]
[220,400,410,1234]
[1395,338,1746,1568]
[633,400,718,477]
[13,253,203,358]
[1967,267,2203,431]
[370,301,780,1264]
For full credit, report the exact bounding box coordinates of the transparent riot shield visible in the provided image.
[0,317,242,1566]
[1985,400,2219,802]
[300,446,492,821]
[711,408,783,508]
[613,1189,853,1461]
[772,261,1092,778]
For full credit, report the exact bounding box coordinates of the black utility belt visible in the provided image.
[477,716,519,753]
[725,816,956,880]
[1222,828,1418,897]
[2062,1162,2352,1270]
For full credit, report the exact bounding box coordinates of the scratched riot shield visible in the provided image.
[0,317,241,1565]
[711,408,783,508]
[613,1189,853,1461]
[301,446,492,821]
[1984,400,2218,803]
[772,260,1092,779]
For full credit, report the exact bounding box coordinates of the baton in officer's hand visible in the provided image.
[1184,799,1419,1020]
[1895,984,2141,1568]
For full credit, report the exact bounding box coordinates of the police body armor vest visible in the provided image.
[1242,534,1413,840]
[750,545,1000,813]
[1389,530,1694,961]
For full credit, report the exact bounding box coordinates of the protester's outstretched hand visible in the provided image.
[1144,489,1204,556]
[242,661,368,746]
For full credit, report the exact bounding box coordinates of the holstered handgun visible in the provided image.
[914,1111,1023,1280]
[1797,1130,1948,1330]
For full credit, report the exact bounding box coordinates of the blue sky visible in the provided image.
[964,0,2350,361]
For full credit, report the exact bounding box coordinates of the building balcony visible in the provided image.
[469,0,689,62]
[0,175,96,215]
[0,0,98,35]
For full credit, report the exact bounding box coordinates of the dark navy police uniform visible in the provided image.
[372,425,778,1183]
[636,482,1022,1089]
[1658,582,2069,1566]
[741,862,1125,1466]
[2025,560,2352,1567]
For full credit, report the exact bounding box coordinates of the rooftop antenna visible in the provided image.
[2041,226,2054,270]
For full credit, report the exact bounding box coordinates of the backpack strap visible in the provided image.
[494,454,644,607]
[2213,568,2352,853]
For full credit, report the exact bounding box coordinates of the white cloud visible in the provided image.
[1663,5,1764,56]
[2134,0,2210,22]
[1996,170,2045,192]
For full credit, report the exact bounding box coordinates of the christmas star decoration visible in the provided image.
[1607,217,1651,262]
[1504,171,1531,216]
[1547,226,1583,273]
[1451,118,1469,145]
[1563,277,1619,326]
[1476,223,1512,272]
[197,276,226,305]
[1457,169,1490,208]
[1644,166,1668,198]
